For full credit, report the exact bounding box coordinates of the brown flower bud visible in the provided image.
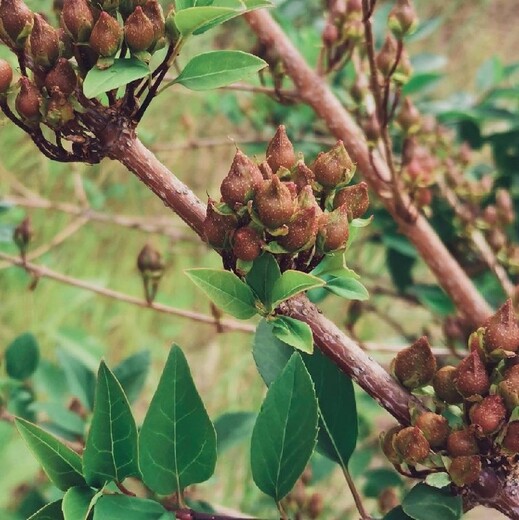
[388,0,418,38]
[57,28,74,59]
[378,488,399,516]
[61,0,95,43]
[502,421,519,454]
[89,11,123,57]
[266,125,296,174]
[483,299,519,354]
[119,0,148,18]
[279,206,320,252]
[203,199,237,249]
[346,0,362,17]
[45,89,74,128]
[469,395,506,435]
[496,188,514,224]
[317,204,350,252]
[143,0,165,46]
[415,412,449,448]
[393,426,430,465]
[0,59,13,94]
[0,0,34,49]
[137,243,164,274]
[322,21,339,46]
[433,366,462,404]
[333,182,369,220]
[504,364,519,384]
[364,112,381,144]
[232,226,262,262]
[376,35,398,77]
[15,77,41,123]
[392,336,436,389]
[220,149,263,207]
[44,57,77,96]
[397,97,421,134]
[350,75,368,104]
[454,350,490,398]
[307,492,323,520]
[254,176,296,229]
[447,428,479,457]
[312,141,354,188]
[292,161,315,192]
[498,379,519,413]
[100,0,120,10]
[448,456,481,487]
[30,14,60,69]
[381,425,403,465]
[125,6,155,52]
[13,217,33,255]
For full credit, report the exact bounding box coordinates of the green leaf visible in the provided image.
[5,333,39,380]
[214,411,256,453]
[271,316,314,354]
[271,270,324,307]
[139,345,217,495]
[62,487,98,520]
[384,506,413,520]
[57,349,96,411]
[424,472,451,489]
[403,72,443,95]
[113,350,151,404]
[28,501,64,520]
[83,361,139,487]
[185,268,258,319]
[174,6,237,35]
[174,51,267,91]
[402,483,463,520]
[362,468,402,497]
[408,285,455,316]
[246,253,281,309]
[324,276,369,301]
[382,234,418,258]
[83,58,150,99]
[93,495,168,520]
[251,353,318,501]
[15,418,87,491]
[476,56,504,92]
[30,403,85,436]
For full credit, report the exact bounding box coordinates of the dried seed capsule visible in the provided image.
[30,14,60,69]
[483,299,519,354]
[454,350,490,399]
[415,412,449,448]
[266,125,296,174]
[0,0,34,49]
[393,426,430,465]
[61,0,95,43]
[502,421,519,454]
[317,204,350,252]
[15,77,41,123]
[333,182,369,220]
[312,141,354,188]
[0,59,13,94]
[45,58,77,96]
[447,428,479,457]
[124,6,155,52]
[254,176,296,229]
[203,199,237,249]
[89,11,123,57]
[388,0,418,38]
[448,456,481,487]
[232,226,262,262]
[376,35,398,77]
[433,365,462,404]
[469,395,506,435]
[392,336,436,390]
[380,425,403,465]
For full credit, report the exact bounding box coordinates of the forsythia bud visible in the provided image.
[448,456,481,487]
[397,97,421,134]
[393,426,430,465]
[447,428,479,457]
[415,412,450,448]
[0,59,13,94]
[45,89,74,128]
[124,6,155,52]
[483,299,519,354]
[333,182,369,220]
[364,112,381,144]
[61,0,95,43]
[30,14,60,69]
[376,35,398,77]
[380,425,404,465]
[312,141,354,188]
[307,493,323,520]
[232,227,262,261]
[279,206,320,252]
[388,0,418,38]
[0,0,34,49]
[254,176,296,229]
[502,421,519,454]
[498,378,519,413]
[392,336,436,389]
[143,0,165,46]
[266,125,296,174]
[469,395,507,435]
[15,77,41,123]
[454,350,490,398]
[45,57,77,96]
[433,365,462,404]
[292,161,315,192]
[89,12,123,57]
[203,199,237,249]
[317,204,350,252]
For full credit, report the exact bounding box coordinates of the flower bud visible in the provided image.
[45,58,77,96]
[125,6,155,52]
[381,425,403,465]
[502,421,519,454]
[350,75,368,104]
[143,0,165,46]
[454,350,490,399]
[0,59,13,94]
[447,428,479,457]
[364,112,381,145]
[322,21,339,46]
[376,35,398,77]
[292,161,315,192]
[317,204,350,252]
[469,395,506,435]
[15,77,41,123]
[0,0,34,49]
[504,364,519,384]
[266,125,296,174]
[495,188,515,224]
[30,14,60,69]
[137,243,164,274]
[393,426,430,465]
[497,379,519,413]
[58,28,74,59]
[397,97,421,134]
[13,217,32,255]
[333,182,369,220]
[415,412,449,448]
[89,11,123,57]
[307,492,323,520]
[279,206,320,252]
[388,0,418,38]
[119,0,147,18]
[392,336,436,389]
[378,488,399,516]
[45,89,74,128]
[448,456,481,487]
[312,141,354,188]
[483,299,519,354]
[203,199,237,249]
[232,226,262,262]
[61,0,95,43]
[433,365,462,404]
[220,149,263,207]
[254,176,296,229]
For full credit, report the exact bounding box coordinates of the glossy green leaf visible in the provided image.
[402,483,463,520]
[185,268,258,319]
[246,253,281,309]
[139,345,217,495]
[362,468,402,498]
[83,361,139,487]
[251,353,318,501]
[15,418,87,491]
[113,350,151,404]
[271,270,324,307]
[324,276,369,301]
[271,316,314,354]
[57,349,96,411]
[83,58,150,99]
[28,501,64,520]
[174,6,236,35]
[62,487,98,520]
[424,472,451,489]
[93,495,169,520]
[5,333,39,380]
[214,411,256,453]
[174,51,267,91]
[384,507,413,520]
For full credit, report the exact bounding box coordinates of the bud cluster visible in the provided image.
[203,126,369,270]
[384,299,519,489]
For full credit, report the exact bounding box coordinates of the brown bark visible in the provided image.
[244,10,493,328]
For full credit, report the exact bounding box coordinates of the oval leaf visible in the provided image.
[245,253,281,309]
[15,418,87,491]
[5,332,39,380]
[402,483,463,520]
[83,361,139,487]
[28,501,64,520]
[324,276,369,301]
[185,268,258,319]
[174,51,267,91]
[272,316,314,354]
[62,487,98,520]
[271,271,325,308]
[83,58,150,99]
[174,6,236,35]
[251,353,318,501]
[139,345,217,495]
[93,495,169,520]
[57,348,96,411]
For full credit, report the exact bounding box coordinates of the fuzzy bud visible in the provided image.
[266,125,296,174]
[497,379,519,413]
[203,199,237,249]
[13,217,32,255]
[0,59,13,94]
[279,206,320,252]
[292,161,315,192]
[483,299,519,354]
[125,6,155,52]
[312,141,354,188]
[232,227,262,262]
[415,412,449,448]
[380,425,403,465]
[119,0,147,18]
[137,243,164,275]
[447,428,479,457]
[376,35,398,77]
[30,14,60,69]
[393,426,430,465]
[388,0,418,38]
[317,204,350,252]
[392,336,436,389]
[433,365,462,404]
[220,149,263,207]
[307,492,323,520]
[350,75,368,104]
[143,0,165,47]
[45,58,77,96]
[364,112,381,144]
[89,12,123,57]
[448,456,481,487]
[15,77,41,123]
[469,395,507,435]
[454,350,490,398]
[397,97,421,134]
[61,0,95,43]
[0,0,34,49]
[502,421,519,454]
[254,176,296,229]
[333,182,369,220]
[45,89,74,128]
